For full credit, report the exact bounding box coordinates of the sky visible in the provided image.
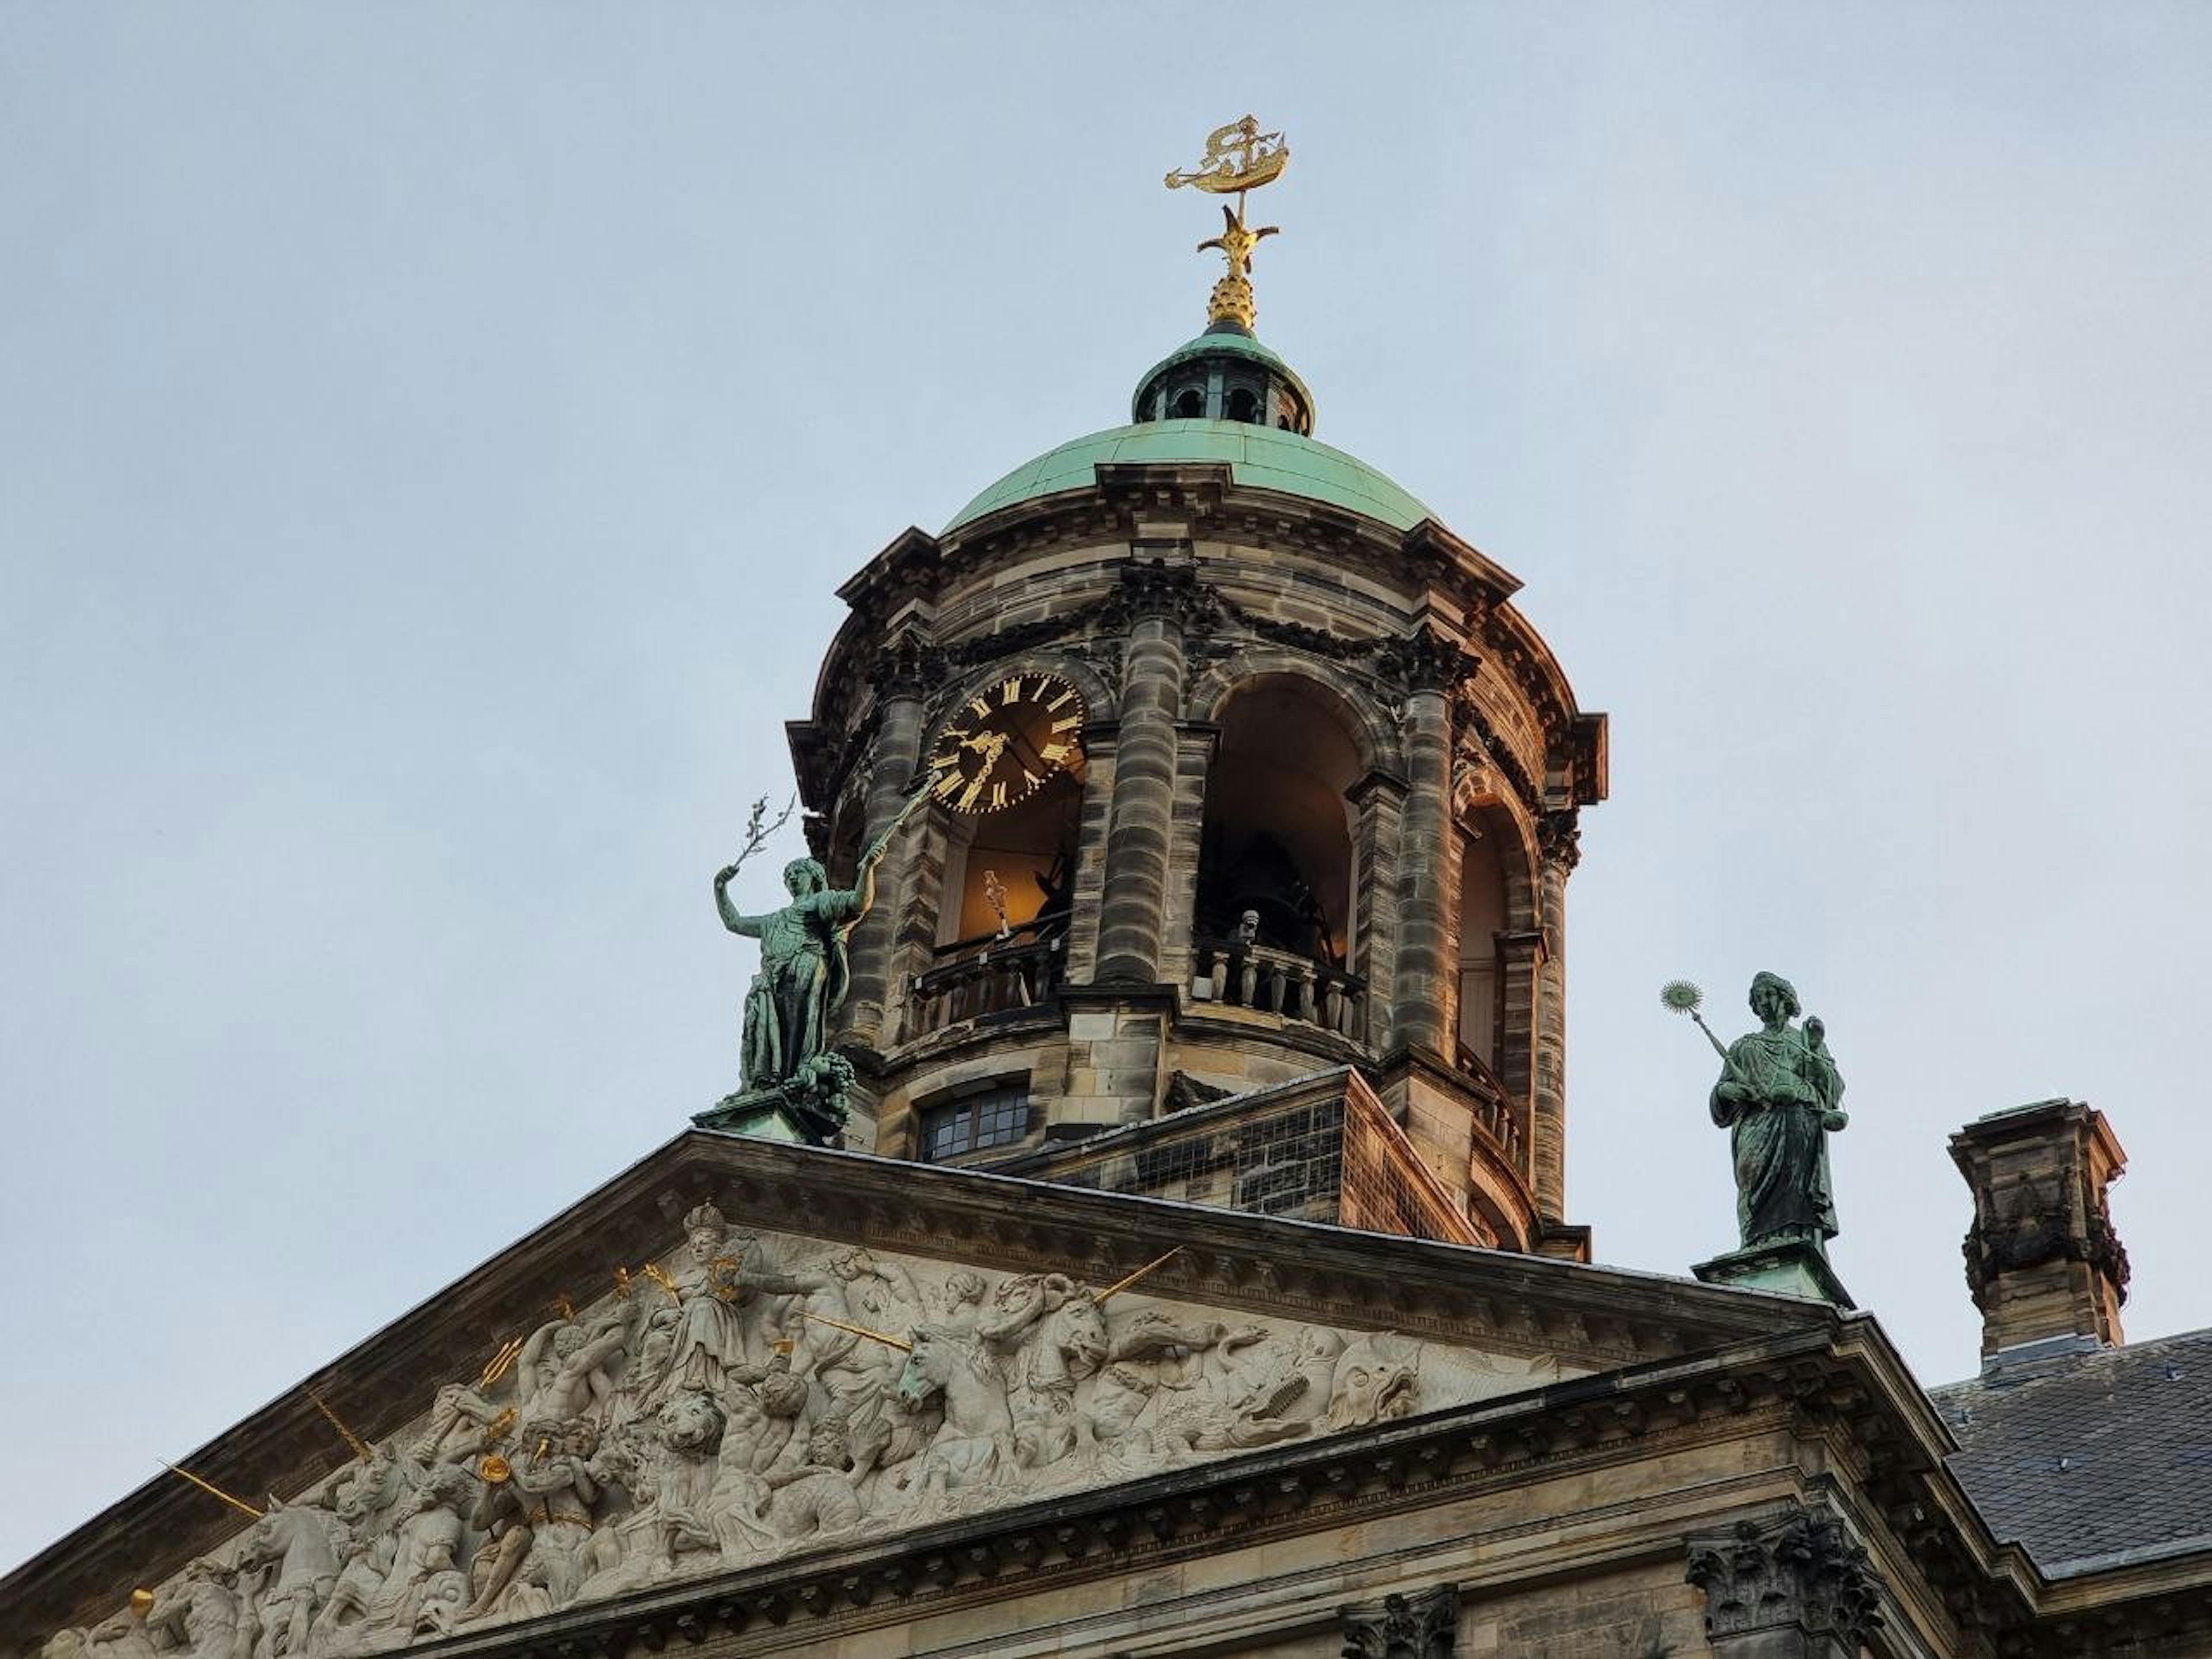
[5,3,2210,1578]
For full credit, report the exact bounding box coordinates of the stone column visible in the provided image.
[1685,1505,1883,1659]
[1532,808,1580,1222]
[1156,721,1218,991]
[1494,926,1544,1167]
[1338,1584,1457,1657]
[1390,665,1457,1058]
[840,640,934,1050]
[1093,563,1197,985]
[1057,723,1118,984]
[1348,770,1408,1050]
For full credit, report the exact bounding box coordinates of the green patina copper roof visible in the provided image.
[946,419,1432,533]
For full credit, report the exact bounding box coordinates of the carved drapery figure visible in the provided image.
[715,789,923,1090]
[714,856,870,1088]
[1709,971,1847,1252]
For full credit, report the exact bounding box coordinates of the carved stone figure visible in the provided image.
[656,1203,757,1398]
[349,1464,474,1650]
[457,1419,604,1624]
[516,1313,627,1426]
[894,1324,1017,1498]
[234,1497,344,1659]
[1708,971,1848,1252]
[147,1562,248,1659]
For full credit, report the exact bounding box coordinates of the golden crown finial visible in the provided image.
[1166,116,1289,331]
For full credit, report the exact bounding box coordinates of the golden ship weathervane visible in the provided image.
[1166,115,1289,331]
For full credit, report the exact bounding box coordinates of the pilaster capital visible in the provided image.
[1376,626,1478,695]
[1536,807,1583,872]
[1347,767,1412,807]
[1338,1584,1457,1658]
[1105,556,1225,635]
[1685,1503,1883,1654]
[866,627,944,702]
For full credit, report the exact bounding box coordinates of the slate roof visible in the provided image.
[1933,1327,2212,1577]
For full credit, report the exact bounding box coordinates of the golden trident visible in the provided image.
[1166,116,1290,332]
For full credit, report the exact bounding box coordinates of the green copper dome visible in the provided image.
[946,420,1432,533]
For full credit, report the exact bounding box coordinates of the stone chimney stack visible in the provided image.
[1950,1099,2129,1366]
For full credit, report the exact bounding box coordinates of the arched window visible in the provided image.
[1226,385,1259,423]
[1195,677,1362,968]
[1171,385,1206,419]
[1457,824,1508,1074]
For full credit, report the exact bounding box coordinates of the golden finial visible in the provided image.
[129,1590,156,1618]
[1166,116,1290,331]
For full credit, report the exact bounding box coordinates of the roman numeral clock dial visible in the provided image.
[926,672,1086,815]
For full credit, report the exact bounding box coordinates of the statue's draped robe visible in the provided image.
[722,888,862,1087]
[1709,1025,1844,1248]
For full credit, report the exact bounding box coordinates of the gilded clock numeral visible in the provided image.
[1039,741,1069,764]
[957,774,986,812]
[1046,688,1076,711]
[1000,677,1023,706]
[968,696,991,719]
[1051,715,1080,734]
[1021,768,1041,790]
[990,781,1008,809]
[934,769,965,800]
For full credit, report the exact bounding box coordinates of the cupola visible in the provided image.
[1130,320,1316,435]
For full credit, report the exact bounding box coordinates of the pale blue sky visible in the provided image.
[5,5,2210,1574]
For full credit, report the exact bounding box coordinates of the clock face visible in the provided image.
[926,671,1086,815]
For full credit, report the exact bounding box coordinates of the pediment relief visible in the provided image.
[10,1135,1831,1658]
[33,1206,1589,1659]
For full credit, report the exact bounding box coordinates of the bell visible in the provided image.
[477,1453,512,1484]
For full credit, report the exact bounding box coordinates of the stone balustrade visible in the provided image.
[1456,1039,1525,1169]
[904,935,1063,1039]
[1191,934,1366,1043]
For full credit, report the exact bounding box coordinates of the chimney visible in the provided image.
[1950,1099,2129,1367]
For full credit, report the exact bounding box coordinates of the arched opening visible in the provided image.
[938,772,1081,948]
[908,758,1085,1039]
[1456,824,1507,1074]
[1171,385,1206,419]
[1225,385,1259,424]
[1195,677,1362,983]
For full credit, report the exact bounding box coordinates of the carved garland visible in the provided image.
[1961,1178,2131,1310]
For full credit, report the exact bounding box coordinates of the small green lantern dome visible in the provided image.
[1130,321,1317,434]
[946,321,1430,533]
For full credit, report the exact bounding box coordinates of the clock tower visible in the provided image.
[782,141,1605,1258]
